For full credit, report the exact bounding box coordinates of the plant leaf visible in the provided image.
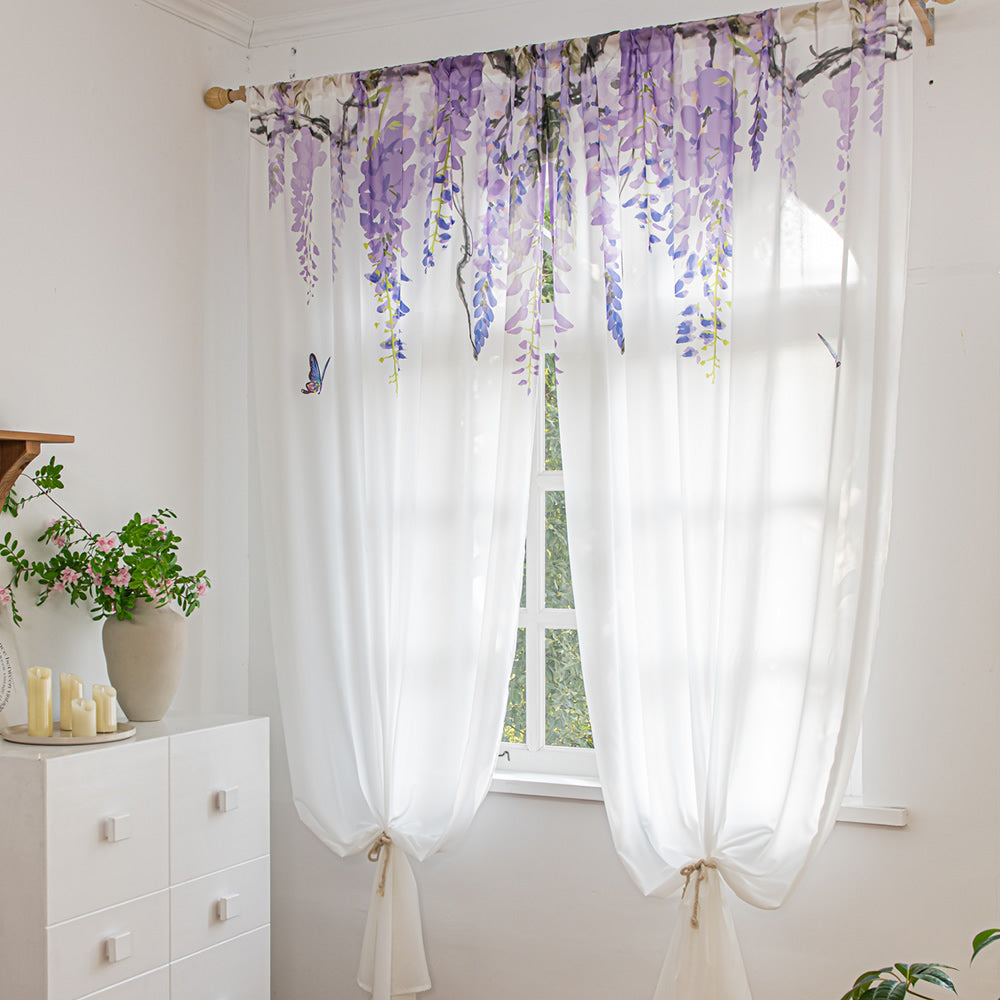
[907,964,957,993]
[871,979,908,1000]
[840,970,890,1000]
[972,929,1000,963]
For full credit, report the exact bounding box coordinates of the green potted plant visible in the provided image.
[0,457,210,721]
[841,931,1000,1000]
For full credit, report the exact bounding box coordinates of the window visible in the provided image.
[493,210,889,820]
[499,319,597,779]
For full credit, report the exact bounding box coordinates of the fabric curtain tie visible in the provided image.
[367,833,393,897]
[679,859,718,930]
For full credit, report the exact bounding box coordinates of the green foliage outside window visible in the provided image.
[502,627,592,748]
[504,629,526,743]
[545,628,591,747]
[545,492,573,608]
[544,352,562,469]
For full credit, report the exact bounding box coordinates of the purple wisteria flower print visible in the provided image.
[422,57,482,269]
[355,71,417,386]
[290,128,327,298]
[248,0,910,388]
[500,47,547,394]
[618,27,675,255]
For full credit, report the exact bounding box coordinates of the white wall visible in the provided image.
[247,2,1000,999]
[0,0,249,714]
[5,2,998,1000]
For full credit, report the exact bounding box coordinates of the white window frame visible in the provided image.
[496,315,597,781]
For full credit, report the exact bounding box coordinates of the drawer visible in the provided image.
[46,740,170,923]
[169,719,269,883]
[46,890,169,1000]
[170,925,270,1000]
[80,967,170,1000]
[170,856,270,960]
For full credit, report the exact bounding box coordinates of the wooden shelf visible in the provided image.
[0,430,74,508]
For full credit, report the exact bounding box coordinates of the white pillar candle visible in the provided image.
[94,685,117,733]
[59,673,84,731]
[71,698,97,738]
[27,666,53,738]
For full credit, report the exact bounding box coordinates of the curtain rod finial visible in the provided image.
[204,85,247,110]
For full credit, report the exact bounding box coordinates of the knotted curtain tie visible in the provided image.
[679,858,718,929]
[367,832,393,897]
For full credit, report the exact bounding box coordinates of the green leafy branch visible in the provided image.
[842,930,1000,1000]
[0,457,209,624]
[841,963,956,1000]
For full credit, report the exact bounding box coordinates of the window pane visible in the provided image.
[544,353,562,470]
[545,490,574,608]
[545,629,592,748]
[503,628,526,744]
[519,544,526,609]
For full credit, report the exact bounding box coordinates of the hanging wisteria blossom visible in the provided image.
[250,0,911,387]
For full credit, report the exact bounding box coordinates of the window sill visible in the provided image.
[489,773,909,826]
[490,770,603,801]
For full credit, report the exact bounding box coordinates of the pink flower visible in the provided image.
[110,568,131,587]
[54,536,68,549]
[96,536,117,552]
[51,581,66,593]
[102,586,115,597]
[196,581,208,597]
[60,568,81,585]
[0,587,11,605]
[142,516,158,525]
[87,563,101,579]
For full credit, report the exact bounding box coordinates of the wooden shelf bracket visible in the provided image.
[0,431,75,509]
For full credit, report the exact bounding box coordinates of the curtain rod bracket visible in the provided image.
[908,0,956,46]
[204,85,247,110]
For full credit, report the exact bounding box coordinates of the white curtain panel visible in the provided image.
[247,70,537,998]
[554,4,913,997]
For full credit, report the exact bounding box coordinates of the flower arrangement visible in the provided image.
[0,457,209,626]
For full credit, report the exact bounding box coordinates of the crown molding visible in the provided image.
[145,0,691,51]
[248,0,499,48]
[142,0,254,47]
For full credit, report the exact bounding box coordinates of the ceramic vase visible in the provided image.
[102,600,186,722]
[0,603,26,728]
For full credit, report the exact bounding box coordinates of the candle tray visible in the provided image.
[1,723,136,746]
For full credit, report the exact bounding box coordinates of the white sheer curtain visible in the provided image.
[554,4,913,997]
[247,3,912,996]
[248,69,536,999]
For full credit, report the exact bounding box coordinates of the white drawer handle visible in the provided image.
[105,932,132,964]
[215,786,240,813]
[102,814,132,843]
[217,893,242,921]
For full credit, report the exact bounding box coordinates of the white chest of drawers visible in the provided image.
[0,715,269,1000]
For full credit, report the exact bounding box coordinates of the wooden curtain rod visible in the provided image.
[202,0,955,108]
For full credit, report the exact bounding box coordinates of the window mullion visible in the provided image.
[525,421,544,752]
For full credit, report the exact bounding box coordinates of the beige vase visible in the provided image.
[0,603,26,728]
[102,600,186,722]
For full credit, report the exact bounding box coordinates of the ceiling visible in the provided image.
[150,0,509,49]
[153,0,951,52]
[228,0,335,17]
